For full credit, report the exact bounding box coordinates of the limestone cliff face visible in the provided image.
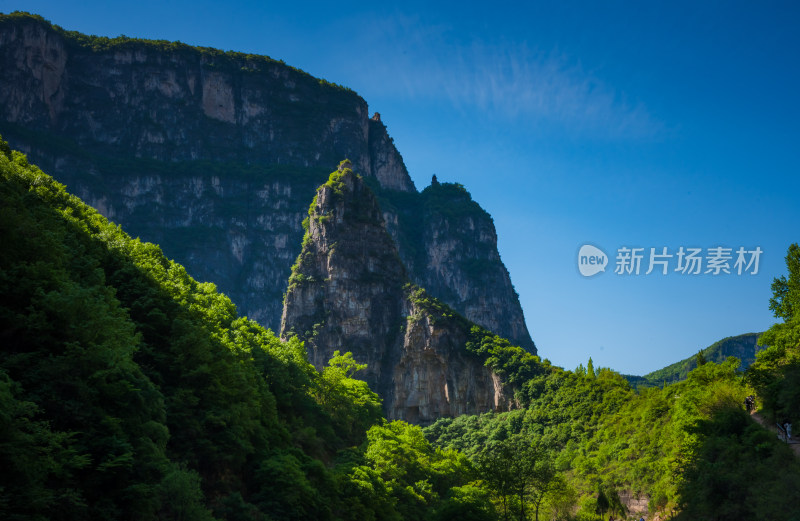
[418,210,532,352]
[281,165,512,423]
[0,14,412,186]
[281,163,407,380]
[0,13,535,351]
[381,182,535,351]
[396,298,509,422]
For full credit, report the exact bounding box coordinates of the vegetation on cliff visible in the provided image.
[426,350,800,519]
[406,283,548,394]
[0,11,355,94]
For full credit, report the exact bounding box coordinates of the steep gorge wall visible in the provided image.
[0,14,410,180]
[378,182,534,351]
[0,13,534,350]
[281,165,513,423]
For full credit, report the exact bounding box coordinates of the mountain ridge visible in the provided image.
[0,11,535,351]
[624,332,764,387]
[280,162,526,423]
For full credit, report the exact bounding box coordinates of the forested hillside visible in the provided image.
[625,333,764,388]
[2,138,799,520]
[0,140,491,520]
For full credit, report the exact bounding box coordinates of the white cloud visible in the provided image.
[337,15,662,140]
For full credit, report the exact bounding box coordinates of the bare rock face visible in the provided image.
[281,163,407,382]
[395,298,509,422]
[0,14,410,184]
[0,13,535,352]
[0,18,67,124]
[405,185,535,352]
[281,164,514,424]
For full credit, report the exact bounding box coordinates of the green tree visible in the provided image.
[674,406,800,520]
[158,467,215,521]
[543,478,577,521]
[477,434,563,521]
[748,243,800,423]
[510,438,537,521]
[355,420,481,520]
[695,349,708,367]
[528,454,561,521]
[317,351,383,445]
[434,484,495,521]
[594,485,626,520]
[476,438,517,520]
[595,486,610,518]
[769,243,800,321]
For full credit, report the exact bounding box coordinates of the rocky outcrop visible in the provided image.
[619,491,650,519]
[396,297,510,422]
[388,183,535,351]
[281,163,513,423]
[0,13,535,351]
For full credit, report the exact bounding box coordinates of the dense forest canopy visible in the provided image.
[1,138,799,520]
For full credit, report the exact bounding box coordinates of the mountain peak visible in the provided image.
[0,12,534,359]
[281,168,516,423]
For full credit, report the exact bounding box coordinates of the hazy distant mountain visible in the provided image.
[625,332,764,387]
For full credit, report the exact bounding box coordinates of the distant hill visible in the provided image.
[625,333,764,387]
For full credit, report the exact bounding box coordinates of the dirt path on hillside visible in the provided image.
[751,411,800,457]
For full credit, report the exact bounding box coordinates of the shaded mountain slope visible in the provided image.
[0,11,535,351]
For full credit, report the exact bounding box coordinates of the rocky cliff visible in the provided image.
[281,162,514,423]
[377,181,534,351]
[0,12,535,351]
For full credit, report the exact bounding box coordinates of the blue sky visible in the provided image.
[4,1,799,375]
